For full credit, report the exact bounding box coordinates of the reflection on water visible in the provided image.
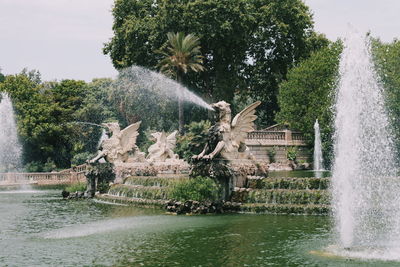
[0,189,397,266]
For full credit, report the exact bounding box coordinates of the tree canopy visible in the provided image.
[157,32,205,133]
[104,0,328,126]
[373,39,400,158]
[276,41,342,166]
[277,37,400,167]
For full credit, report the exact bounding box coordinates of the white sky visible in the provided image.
[0,0,117,81]
[0,0,399,82]
[304,0,400,42]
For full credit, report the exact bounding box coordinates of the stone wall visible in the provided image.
[247,145,310,164]
[245,126,311,164]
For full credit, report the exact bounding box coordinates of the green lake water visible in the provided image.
[2,187,400,266]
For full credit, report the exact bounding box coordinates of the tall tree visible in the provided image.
[276,41,342,166]
[373,39,400,159]
[0,72,91,169]
[157,32,204,133]
[104,0,327,127]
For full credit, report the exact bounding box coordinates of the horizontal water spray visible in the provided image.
[115,66,213,110]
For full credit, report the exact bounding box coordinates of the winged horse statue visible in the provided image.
[90,121,145,164]
[193,101,261,161]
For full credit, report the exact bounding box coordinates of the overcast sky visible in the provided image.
[1,0,399,82]
[304,0,400,43]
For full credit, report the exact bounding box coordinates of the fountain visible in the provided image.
[330,32,400,259]
[191,100,268,200]
[116,66,212,110]
[0,93,22,172]
[313,119,324,171]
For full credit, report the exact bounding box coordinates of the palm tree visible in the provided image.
[157,32,204,134]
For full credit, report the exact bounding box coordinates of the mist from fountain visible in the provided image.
[116,66,212,110]
[331,32,400,257]
[313,119,324,171]
[0,93,22,172]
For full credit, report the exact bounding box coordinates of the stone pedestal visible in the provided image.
[113,160,190,182]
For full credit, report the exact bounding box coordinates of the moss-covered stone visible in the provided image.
[260,178,329,190]
[108,184,171,200]
[245,189,330,205]
[123,176,188,187]
[96,193,166,208]
[103,175,332,215]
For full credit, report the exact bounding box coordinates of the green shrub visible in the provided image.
[24,158,58,172]
[267,147,277,163]
[71,152,94,166]
[65,182,86,193]
[42,158,57,172]
[175,120,211,161]
[86,163,115,194]
[25,161,43,172]
[170,176,219,202]
[287,146,298,161]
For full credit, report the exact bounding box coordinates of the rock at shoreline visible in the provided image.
[62,191,86,199]
[61,190,70,199]
[165,200,240,215]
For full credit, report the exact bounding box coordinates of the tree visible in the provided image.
[0,68,5,83]
[276,41,342,166]
[157,32,204,133]
[0,72,95,169]
[373,39,400,159]
[109,72,179,132]
[104,0,327,127]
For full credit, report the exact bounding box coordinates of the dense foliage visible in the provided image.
[0,71,118,170]
[85,162,116,194]
[0,68,207,170]
[277,38,400,167]
[65,182,86,193]
[157,32,205,133]
[276,42,342,166]
[170,176,220,202]
[373,39,400,159]
[104,0,328,127]
[175,120,211,161]
[4,1,400,172]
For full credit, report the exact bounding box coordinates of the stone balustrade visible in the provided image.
[0,164,87,186]
[246,130,307,146]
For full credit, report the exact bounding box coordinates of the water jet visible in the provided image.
[331,31,400,259]
[313,119,324,171]
[115,66,213,110]
[0,92,22,172]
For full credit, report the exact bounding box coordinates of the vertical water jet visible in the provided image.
[0,93,22,172]
[332,32,400,250]
[313,119,324,171]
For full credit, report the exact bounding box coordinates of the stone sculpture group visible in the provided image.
[90,123,180,164]
[90,100,267,196]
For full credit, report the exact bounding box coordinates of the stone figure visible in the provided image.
[146,131,179,162]
[193,101,261,161]
[90,121,145,164]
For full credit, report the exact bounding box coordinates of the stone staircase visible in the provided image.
[96,176,186,207]
[232,177,330,215]
[97,175,331,215]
